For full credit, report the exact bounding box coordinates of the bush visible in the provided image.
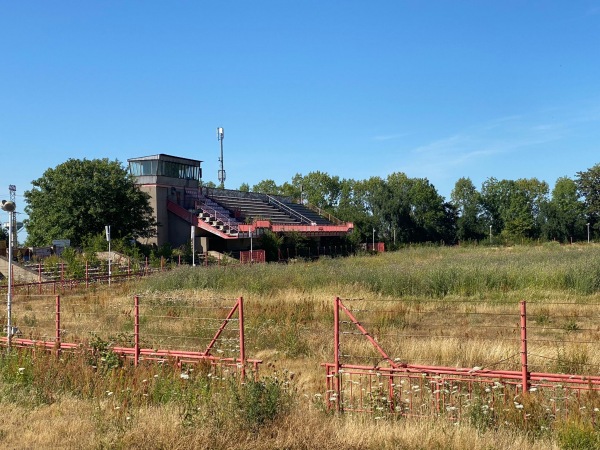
[557,421,600,450]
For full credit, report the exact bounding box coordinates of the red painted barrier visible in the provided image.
[1,295,261,379]
[325,297,600,421]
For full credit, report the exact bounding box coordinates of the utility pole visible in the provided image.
[587,223,590,243]
[1,198,16,350]
[217,127,226,189]
[8,185,16,253]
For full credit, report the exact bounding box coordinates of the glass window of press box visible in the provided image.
[129,160,201,180]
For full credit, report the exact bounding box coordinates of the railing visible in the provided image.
[266,195,312,224]
[0,258,171,295]
[196,198,240,235]
[301,203,344,225]
[203,186,294,204]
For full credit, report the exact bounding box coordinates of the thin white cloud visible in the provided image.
[389,109,572,192]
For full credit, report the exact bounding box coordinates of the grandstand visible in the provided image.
[128,154,353,257]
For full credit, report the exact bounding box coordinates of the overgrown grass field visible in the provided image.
[2,244,600,449]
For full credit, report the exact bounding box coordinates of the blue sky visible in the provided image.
[1,1,600,222]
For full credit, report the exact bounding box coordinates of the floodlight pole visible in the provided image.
[2,199,15,350]
[587,223,590,243]
[372,228,375,251]
[7,209,13,350]
[217,127,225,189]
[191,225,196,266]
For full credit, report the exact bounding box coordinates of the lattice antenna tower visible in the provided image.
[217,127,226,188]
[8,185,16,250]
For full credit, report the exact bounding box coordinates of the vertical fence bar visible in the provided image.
[38,263,42,294]
[134,295,140,367]
[85,261,89,289]
[520,300,529,394]
[238,296,246,380]
[334,296,341,412]
[55,295,61,357]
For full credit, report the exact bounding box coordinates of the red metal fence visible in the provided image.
[324,297,600,421]
[0,258,170,295]
[240,250,266,264]
[0,295,260,378]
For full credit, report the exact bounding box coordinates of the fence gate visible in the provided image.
[324,297,600,422]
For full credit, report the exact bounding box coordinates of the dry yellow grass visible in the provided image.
[4,246,600,448]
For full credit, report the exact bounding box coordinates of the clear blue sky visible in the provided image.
[1,1,599,219]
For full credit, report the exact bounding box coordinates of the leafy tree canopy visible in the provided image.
[576,164,600,225]
[24,158,157,247]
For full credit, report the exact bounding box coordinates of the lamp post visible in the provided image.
[489,225,492,243]
[587,223,590,243]
[2,200,16,350]
[191,225,196,266]
[250,225,253,263]
[372,228,375,252]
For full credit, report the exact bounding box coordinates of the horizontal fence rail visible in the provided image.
[325,297,600,423]
[0,295,261,379]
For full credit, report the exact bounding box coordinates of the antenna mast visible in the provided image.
[8,185,16,252]
[217,127,226,188]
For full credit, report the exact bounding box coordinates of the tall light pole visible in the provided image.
[2,199,16,350]
[217,127,226,189]
[8,185,16,255]
[250,225,253,263]
[587,223,590,243]
[191,225,196,266]
[489,225,492,243]
[372,228,375,251]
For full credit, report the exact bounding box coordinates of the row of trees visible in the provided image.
[243,165,600,246]
[19,157,600,251]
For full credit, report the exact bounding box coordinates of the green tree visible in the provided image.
[451,177,485,241]
[541,177,586,242]
[239,182,250,192]
[298,171,341,210]
[24,158,157,247]
[480,177,509,235]
[260,230,283,261]
[575,163,600,234]
[480,177,548,241]
[252,179,280,195]
[408,177,455,243]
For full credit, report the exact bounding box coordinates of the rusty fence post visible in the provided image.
[334,296,341,412]
[55,295,61,357]
[134,295,140,367]
[520,300,529,394]
[238,296,246,380]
